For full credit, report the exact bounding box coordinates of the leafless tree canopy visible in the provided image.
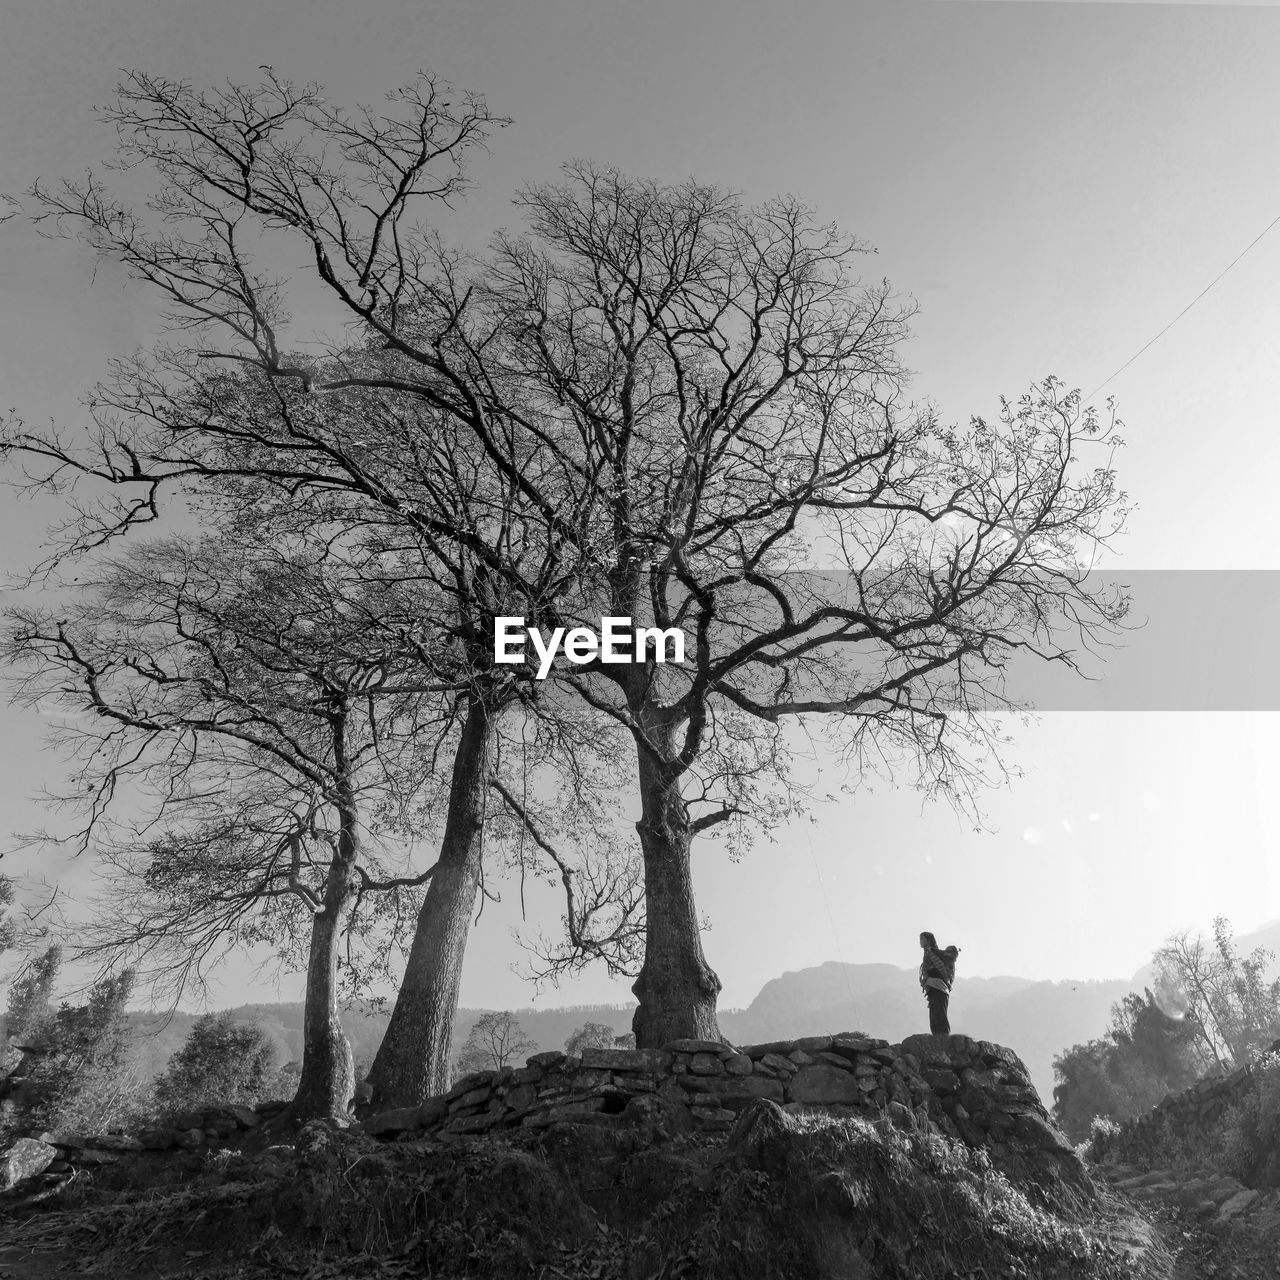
[2,69,1130,1049]
[454,1010,537,1077]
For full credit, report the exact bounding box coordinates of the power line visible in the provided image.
[1087,210,1280,400]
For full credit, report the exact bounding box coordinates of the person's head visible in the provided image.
[919,931,937,950]
[943,945,959,958]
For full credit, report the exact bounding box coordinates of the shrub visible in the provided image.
[4,969,138,1138]
[1083,1114,1120,1163]
[1219,1052,1280,1186]
[152,1011,280,1116]
[4,944,61,1046]
[563,1022,618,1055]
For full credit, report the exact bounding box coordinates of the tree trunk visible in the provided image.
[289,846,357,1122]
[366,696,492,1108]
[288,709,360,1124]
[630,740,723,1049]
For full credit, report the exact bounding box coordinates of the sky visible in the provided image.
[3,0,1280,1018]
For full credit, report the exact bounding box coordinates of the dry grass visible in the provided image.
[0,1109,1175,1280]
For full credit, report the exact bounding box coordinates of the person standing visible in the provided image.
[919,931,960,1036]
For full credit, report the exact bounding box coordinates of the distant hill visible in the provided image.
[113,969,1130,1102]
[114,1001,640,1089]
[714,961,1133,1100]
[108,918,1280,1101]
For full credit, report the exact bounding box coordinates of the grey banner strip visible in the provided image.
[998,571,1278,711]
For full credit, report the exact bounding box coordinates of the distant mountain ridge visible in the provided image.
[714,961,1133,1100]
[106,918,1280,1103]
[115,968,1128,1103]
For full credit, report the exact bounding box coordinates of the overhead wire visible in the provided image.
[1086,210,1280,400]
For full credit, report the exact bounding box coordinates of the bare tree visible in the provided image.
[2,74,1130,1057]
[1,66,642,1102]
[465,167,1131,1046]
[1155,917,1280,1069]
[453,1011,537,1077]
[5,523,448,1121]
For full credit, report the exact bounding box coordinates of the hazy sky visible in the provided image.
[3,0,1280,1016]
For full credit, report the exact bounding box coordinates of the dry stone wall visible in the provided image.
[0,1032,1085,1199]
[0,1099,287,1190]
[362,1031,1086,1195]
[1097,1041,1280,1170]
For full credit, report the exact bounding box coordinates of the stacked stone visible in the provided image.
[367,1046,680,1139]
[373,1035,910,1139]
[896,1035,1064,1149]
[0,1101,279,1190]
[0,1032,1080,1193]
[358,1031,1073,1167]
[1102,1060,1261,1168]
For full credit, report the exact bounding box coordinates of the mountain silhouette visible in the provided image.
[96,918,1280,1103]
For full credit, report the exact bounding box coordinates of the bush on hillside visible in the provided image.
[3,969,142,1138]
[1219,1052,1280,1187]
[1052,990,1206,1142]
[152,1011,280,1116]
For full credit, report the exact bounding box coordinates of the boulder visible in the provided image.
[830,1034,888,1056]
[663,1039,732,1056]
[741,1040,799,1057]
[362,1105,426,1138]
[1216,1189,1259,1224]
[579,1048,665,1073]
[1009,1111,1072,1152]
[446,1071,496,1100]
[789,1064,863,1106]
[757,1053,797,1078]
[922,1068,959,1094]
[692,1075,786,1107]
[503,1083,539,1113]
[449,1085,492,1112]
[0,1137,57,1188]
[69,1146,121,1165]
[688,1053,723,1076]
[525,1097,608,1127]
[900,1034,970,1066]
[419,1097,450,1126]
[792,1036,833,1055]
[691,1105,736,1129]
[81,1132,145,1152]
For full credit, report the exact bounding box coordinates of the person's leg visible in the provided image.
[927,989,951,1035]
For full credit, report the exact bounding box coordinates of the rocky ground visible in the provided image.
[2,1029,1276,1278]
[1095,1161,1280,1279]
[0,1103,1165,1280]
